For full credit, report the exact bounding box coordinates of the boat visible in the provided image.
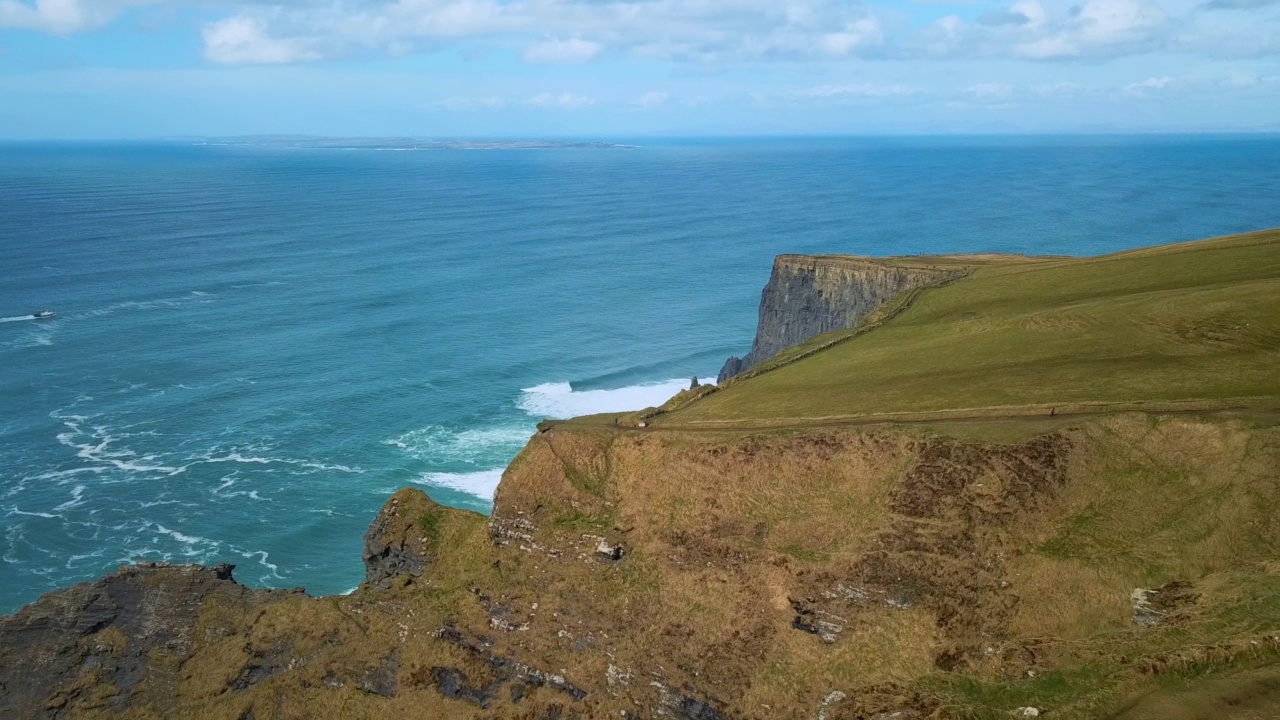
[33,310,55,319]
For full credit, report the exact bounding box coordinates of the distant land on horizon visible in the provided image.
[9,132,1280,147]
[192,136,633,150]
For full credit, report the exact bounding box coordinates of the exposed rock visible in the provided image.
[364,487,450,588]
[596,540,625,561]
[431,626,587,704]
[814,690,847,720]
[0,563,289,719]
[231,642,295,690]
[431,667,500,708]
[649,681,730,720]
[718,255,961,382]
[356,650,401,697]
[790,598,846,643]
[1132,581,1197,626]
[472,587,532,632]
[717,356,747,383]
[1012,707,1041,717]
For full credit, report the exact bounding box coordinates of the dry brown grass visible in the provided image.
[16,411,1280,720]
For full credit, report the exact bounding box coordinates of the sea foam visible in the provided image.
[386,425,532,465]
[517,377,709,419]
[413,469,504,499]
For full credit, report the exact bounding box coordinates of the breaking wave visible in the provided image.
[385,424,532,465]
[517,377,709,419]
[412,469,504,500]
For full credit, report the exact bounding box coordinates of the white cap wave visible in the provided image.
[401,376,711,503]
[518,377,707,419]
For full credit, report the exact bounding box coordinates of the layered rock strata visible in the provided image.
[718,255,961,383]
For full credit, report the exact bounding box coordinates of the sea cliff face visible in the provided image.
[4,414,1279,720]
[718,255,960,383]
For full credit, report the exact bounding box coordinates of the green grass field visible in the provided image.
[662,229,1280,427]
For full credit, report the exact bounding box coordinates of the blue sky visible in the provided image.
[0,0,1277,137]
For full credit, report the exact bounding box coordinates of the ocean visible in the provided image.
[2,135,1278,612]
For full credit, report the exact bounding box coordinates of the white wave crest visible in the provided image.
[53,485,87,511]
[413,469,504,499]
[2,324,58,351]
[65,548,106,569]
[238,549,282,579]
[386,425,532,465]
[70,292,213,321]
[517,378,708,419]
[208,475,270,502]
[195,451,362,474]
[56,419,181,475]
[6,507,63,519]
[154,524,209,546]
[26,467,108,485]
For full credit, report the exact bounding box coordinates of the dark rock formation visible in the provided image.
[1132,581,1198,626]
[648,681,730,720]
[718,255,961,382]
[0,563,290,719]
[429,625,587,706]
[364,487,445,588]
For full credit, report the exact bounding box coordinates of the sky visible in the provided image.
[0,0,1277,137]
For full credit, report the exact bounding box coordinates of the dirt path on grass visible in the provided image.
[558,399,1280,436]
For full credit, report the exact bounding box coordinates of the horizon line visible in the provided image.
[3,129,1280,143]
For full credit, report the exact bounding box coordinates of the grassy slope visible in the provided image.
[663,229,1280,427]
[487,413,1280,720]
[635,228,1280,717]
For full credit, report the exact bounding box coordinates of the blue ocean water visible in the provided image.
[2,136,1278,612]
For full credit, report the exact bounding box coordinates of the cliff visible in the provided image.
[5,416,1280,720]
[2,229,1279,720]
[717,255,962,383]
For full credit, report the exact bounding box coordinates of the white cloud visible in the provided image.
[795,83,916,98]
[203,16,321,65]
[1074,0,1167,45]
[968,82,1014,97]
[0,0,139,33]
[1199,0,1280,9]
[815,17,885,57]
[918,0,1172,60]
[522,37,602,64]
[5,0,1279,68]
[1033,81,1085,97]
[187,0,890,65]
[632,90,669,108]
[437,95,506,110]
[1124,75,1175,93]
[524,92,595,109]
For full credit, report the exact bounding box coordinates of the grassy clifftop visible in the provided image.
[3,229,1279,720]
[663,228,1280,426]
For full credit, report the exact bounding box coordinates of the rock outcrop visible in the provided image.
[364,487,446,588]
[718,255,961,382]
[0,562,295,719]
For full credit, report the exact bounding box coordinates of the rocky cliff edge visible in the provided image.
[718,255,964,383]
